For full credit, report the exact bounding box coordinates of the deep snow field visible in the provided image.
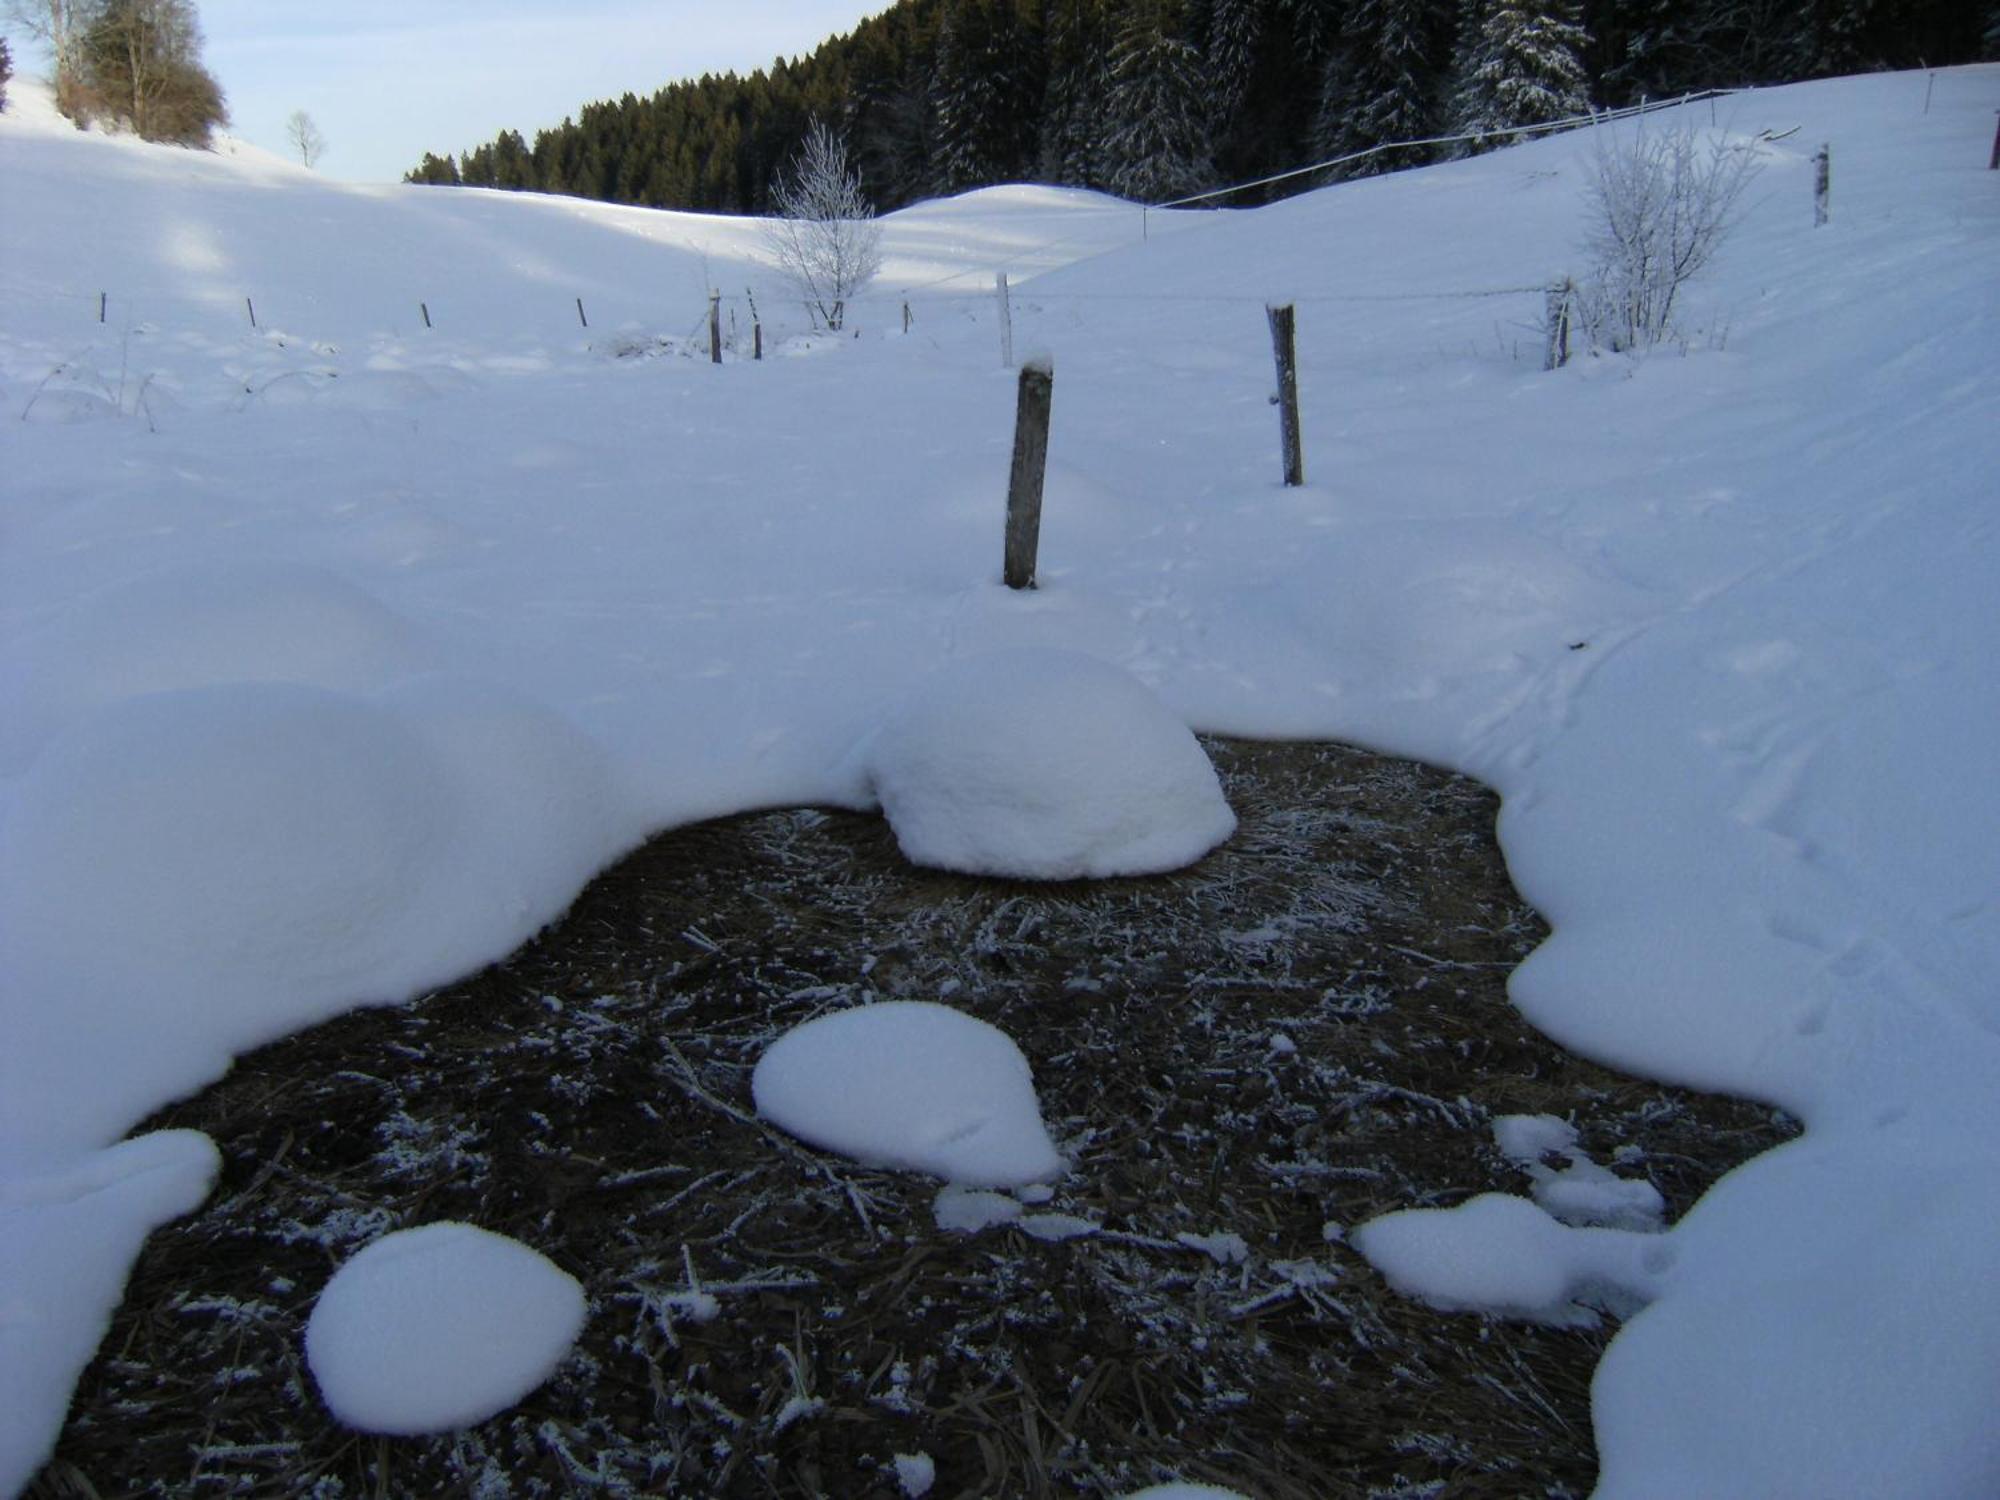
[3,64,1998,1497]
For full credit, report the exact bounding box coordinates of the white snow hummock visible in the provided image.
[752,1002,1063,1187]
[0,677,635,1161]
[1352,1193,1670,1329]
[304,1222,586,1435]
[862,648,1235,879]
[1118,1485,1256,1499]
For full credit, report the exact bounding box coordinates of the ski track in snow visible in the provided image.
[3,65,1999,1496]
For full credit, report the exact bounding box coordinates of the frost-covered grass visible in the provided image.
[34,740,1790,1497]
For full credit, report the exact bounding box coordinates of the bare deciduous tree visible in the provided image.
[285,107,324,168]
[763,119,884,333]
[1580,120,1761,351]
[5,0,100,113]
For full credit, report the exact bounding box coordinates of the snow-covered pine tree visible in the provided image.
[929,0,1041,194]
[1450,0,1592,145]
[1201,0,1266,125]
[1313,0,1455,173]
[1277,0,1344,65]
[1040,0,1114,186]
[1098,1,1216,201]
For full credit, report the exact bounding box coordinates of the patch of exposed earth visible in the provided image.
[34,738,1795,1499]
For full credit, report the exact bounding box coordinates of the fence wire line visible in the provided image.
[1150,88,1738,211]
[5,275,1562,343]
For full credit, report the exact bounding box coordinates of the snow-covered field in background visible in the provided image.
[3,66,1997,1495]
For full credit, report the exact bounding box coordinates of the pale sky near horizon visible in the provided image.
[3,2,889,183]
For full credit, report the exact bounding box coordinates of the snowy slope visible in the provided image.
[4,66,1999,1494]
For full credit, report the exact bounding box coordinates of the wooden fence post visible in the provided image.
[709,292,722,364]
[246,297,257,329]
[1544,279,1575,371]
[1990,112,2000,171]
[1814,144,1830,226]
[1266,303,1305,487]
[902,300,911,334]
[1003,356,1054,590]
[754,320,763,361]
[996,272,1014,368]
[420,301,431,329]
[99,292,107,324]
[576,296,588,328]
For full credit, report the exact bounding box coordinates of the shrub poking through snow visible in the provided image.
[752,1001,1063,1187]
[1577,121,1760,351]
[864,648,1235,880]
[304,1222,586,1435]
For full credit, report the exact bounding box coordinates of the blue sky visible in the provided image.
[6,2,887,183]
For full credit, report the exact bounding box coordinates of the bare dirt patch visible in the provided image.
[34,738,1794,1499]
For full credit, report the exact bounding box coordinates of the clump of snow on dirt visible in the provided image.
[863,648,1235,879]
[1353,1192,1669,1328]
[933,1186,1023,1234]
[1493,1113,1665,1231]
[1118,1484,1256,1499]
[304,1221,586,1435]
[892,1450,937,1497]
[0,678,634,1160]
[752,1002,1063,1188]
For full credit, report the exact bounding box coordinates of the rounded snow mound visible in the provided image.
[865,649,1235,880]
[2,682,455,996]
[752,1001,1063,1188]
[0,677,635,1157]
[0,560,428,772]
[305,1222,586,1435]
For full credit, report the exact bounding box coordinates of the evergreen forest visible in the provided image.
[405,0,1990,211]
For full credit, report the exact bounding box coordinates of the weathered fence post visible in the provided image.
[1266,303,1305,487]
[754,320,763,361]
[245,296,258,329]
[576,296,588,328]
[99,292,107,324]
[1814,144,1830,226]
[902,300,911,335]
[1003,356,1054,590]
[1990,112,2000,170]
[1544,279,1576,371]
[420,301,431,329]
[996,272,1014,368]
[708,292,722,364]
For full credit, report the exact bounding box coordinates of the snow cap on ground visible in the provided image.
[752,1002,1063,1187]
[1353,1193,1668,1328]
[1117,1485,1256,1499]
[863,648,1235,879]
[0,1131,218,1493]
[304,1221,586,1435]
[0,676,634,1160]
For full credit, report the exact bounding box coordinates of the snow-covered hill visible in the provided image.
[3,67,1998,1496]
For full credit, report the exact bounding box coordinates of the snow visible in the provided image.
[303,1222,587,1435]
[1353,1192,1666,1328]
[1118,1486,1254,1500]
[892,1450,937,1498]
[861,647,1236,878]
[3,62,1999,1496]
[1492,1114,1665,1231]
[933,1186,1025,1234]
[752,1002,1064,1187]
[0,676,635,1162]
